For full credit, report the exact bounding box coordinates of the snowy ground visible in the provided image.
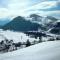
[0,29,58,43]
[0,29,39,43]
[0,41,60,60]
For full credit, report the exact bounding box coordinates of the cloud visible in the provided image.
[0,0,30,18]
[26,1,58,12]
[25,0,60,19]
[25,9,60,18]
[0,0,60,19]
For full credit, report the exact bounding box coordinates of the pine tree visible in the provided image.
[26,39,31,47]
[39,36,42,43]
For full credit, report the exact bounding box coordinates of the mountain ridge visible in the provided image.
[2,16,42,32]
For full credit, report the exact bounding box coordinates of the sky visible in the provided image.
[0,0,60,19]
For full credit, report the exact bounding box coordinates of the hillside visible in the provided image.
[3,16,42,32]
[0,18,10,26]
[50,21,60,34]
[0,30,39,42]
[2,15,58,32]
[0,41,60,60]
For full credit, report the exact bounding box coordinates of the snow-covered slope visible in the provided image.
[0,30,39,42]
[0,41,60,60]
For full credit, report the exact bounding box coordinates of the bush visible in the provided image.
[26,39,31,47]
[56,37,60,40]
[48,38,55,41]
[39,37,42,43]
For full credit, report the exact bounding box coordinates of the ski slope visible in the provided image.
[0,41,60,60]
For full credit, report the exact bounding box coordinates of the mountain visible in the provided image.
[46,16,58,21]
[2,15,58,32]
[0,41,60,60]
[28,14,58,28]
[25,14,58,31]
[3,16,43,32]
[28,14,58,25]
[50,21,60,34]
[27,14,43,25]
[30,14,42,21]
[0,20,10,26]
[0,18,11,27]
[42,16,58,30]
[43,16,58,25]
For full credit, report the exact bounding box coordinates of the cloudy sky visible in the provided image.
[0,0,60,19]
